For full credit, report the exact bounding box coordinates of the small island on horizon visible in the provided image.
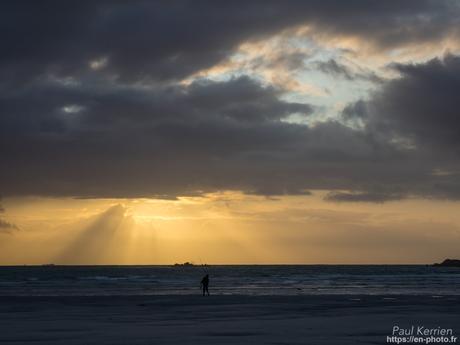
[173,262,195,267]
[172,262,209,267]
[433,259,460,267]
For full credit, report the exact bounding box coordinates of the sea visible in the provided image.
[0,265,459,296]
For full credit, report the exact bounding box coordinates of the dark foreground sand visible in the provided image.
[0,295,458,345]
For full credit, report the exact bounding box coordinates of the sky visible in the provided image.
[1,1,460,264]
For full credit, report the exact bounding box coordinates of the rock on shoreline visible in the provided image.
[433,259,460,267]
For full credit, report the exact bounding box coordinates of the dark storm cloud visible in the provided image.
[362,54,460,150]
[340,54,460,200]
[0,76,318,197]
[1,1,459,84]
[1,1,460,200]
[0,77,426,199]
[1,66,459,199]
[342,100,368,121]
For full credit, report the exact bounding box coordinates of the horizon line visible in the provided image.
[0,262,442,267]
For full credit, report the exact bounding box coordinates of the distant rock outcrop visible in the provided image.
[433,259,460,267]
[173,262,195,267]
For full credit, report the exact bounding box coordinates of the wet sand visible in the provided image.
[0,295,458,344]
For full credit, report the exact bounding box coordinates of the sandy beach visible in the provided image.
[1,294,458,344]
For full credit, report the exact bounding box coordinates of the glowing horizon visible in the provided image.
[1,192,459,265]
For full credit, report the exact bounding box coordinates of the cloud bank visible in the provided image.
[1,1,460,201]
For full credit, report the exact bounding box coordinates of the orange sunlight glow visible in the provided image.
[1,192,460,265]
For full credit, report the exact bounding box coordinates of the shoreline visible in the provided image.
[1,294,458,344]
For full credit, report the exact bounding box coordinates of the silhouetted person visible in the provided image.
[200,274,209,296]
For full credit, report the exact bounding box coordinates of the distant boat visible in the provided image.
[433,259,460,267]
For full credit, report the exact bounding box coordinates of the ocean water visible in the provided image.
[0,265,459,296]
